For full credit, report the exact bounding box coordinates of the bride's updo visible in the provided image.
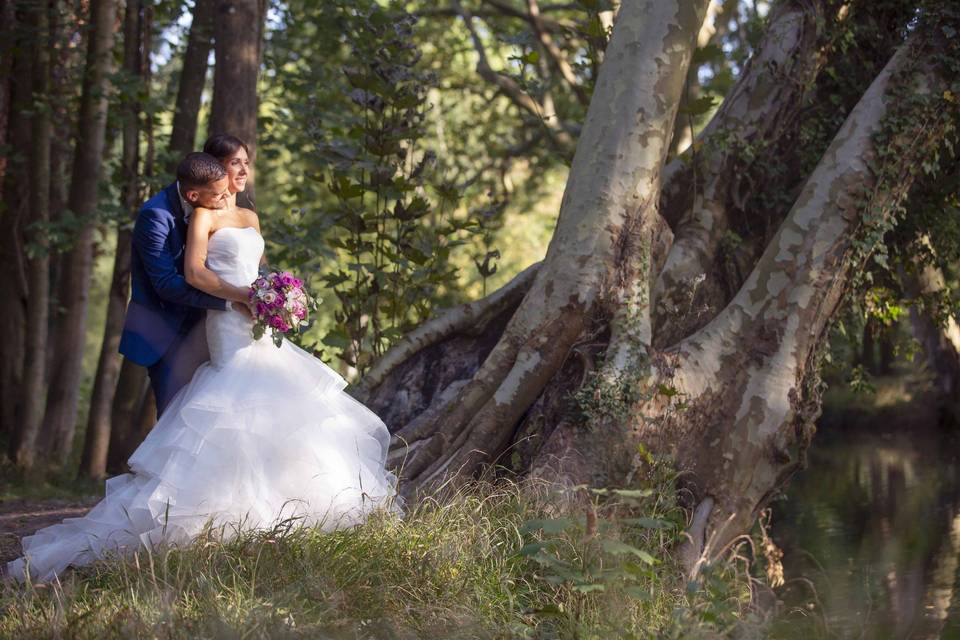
[203,134,254,210]
[203,133,249,162]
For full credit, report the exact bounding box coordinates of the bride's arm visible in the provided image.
[184,208,252,303]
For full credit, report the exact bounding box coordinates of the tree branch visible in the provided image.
[526,0,590,106]
[356,262,541,401]
[452,0,576,152]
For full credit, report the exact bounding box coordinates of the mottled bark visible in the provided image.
[669,34,954,573]
[40,0,117,465]
[359,1,957,585]
[383,0,710,494]
[652,0,825,347]
[80,0,144,479]
[167,0,213,170]
[13,0,53,469]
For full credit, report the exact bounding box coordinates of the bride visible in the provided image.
[6,136,401,583]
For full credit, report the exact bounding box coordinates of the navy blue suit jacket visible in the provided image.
[119,183,228,367]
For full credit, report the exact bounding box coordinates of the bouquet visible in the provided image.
[248,270,320,347]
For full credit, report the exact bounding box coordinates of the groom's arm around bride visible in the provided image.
[118,153,235,415]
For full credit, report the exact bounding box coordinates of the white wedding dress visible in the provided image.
[7,226,401,583]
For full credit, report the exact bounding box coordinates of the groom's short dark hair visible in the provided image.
[177,152,227,190]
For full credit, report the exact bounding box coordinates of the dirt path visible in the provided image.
[0,498,99,564]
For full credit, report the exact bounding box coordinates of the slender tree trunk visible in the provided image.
[861,318,877,373]
[0,0,14,185]
[167,0,213,170]
[40,0,118,466]
[44,0,80,376]
[13,0,53,469]
[79,0,143,479]
[106,358,149,473]
[0,1,31,450]
[210,0,264,198]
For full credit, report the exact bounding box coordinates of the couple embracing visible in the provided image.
[7,135,401,583]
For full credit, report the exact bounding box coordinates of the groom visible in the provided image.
[119,152,245,415]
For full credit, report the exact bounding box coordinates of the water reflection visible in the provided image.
[770,423,960,639]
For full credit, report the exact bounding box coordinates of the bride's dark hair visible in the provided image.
[202,133,255,209]
[203,133,249,162]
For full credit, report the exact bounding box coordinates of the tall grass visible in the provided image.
[0,475,754,639]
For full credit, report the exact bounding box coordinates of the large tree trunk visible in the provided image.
[12,0,53,469]
[376,0,711,489]
[648,30,955,574]
[39,0,117,466]
[356,1,958,581]
[210,0,264,199]
[79,0,144,479]
[167,0,214,170]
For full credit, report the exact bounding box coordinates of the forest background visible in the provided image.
[1,0,960,635]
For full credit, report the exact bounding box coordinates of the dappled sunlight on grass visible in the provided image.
[0,477,753,638]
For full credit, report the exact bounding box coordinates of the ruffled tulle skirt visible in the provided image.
[7,331,401,583]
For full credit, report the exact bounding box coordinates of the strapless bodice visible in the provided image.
[205,227,265,366]
[205,226,264,288]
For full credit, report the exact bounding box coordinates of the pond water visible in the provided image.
[769,420,960,639]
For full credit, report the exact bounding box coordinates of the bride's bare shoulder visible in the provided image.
[239,207,260,229]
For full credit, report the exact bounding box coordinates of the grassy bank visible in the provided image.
[0,473,755,639]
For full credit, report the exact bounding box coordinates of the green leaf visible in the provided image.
[678,95,718,117]
[520,518,576,534]
[321,332,352,350]
[600,540,658,565]
[692,43,724,66]
[657,384,678,398]
[624,586,652,601]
